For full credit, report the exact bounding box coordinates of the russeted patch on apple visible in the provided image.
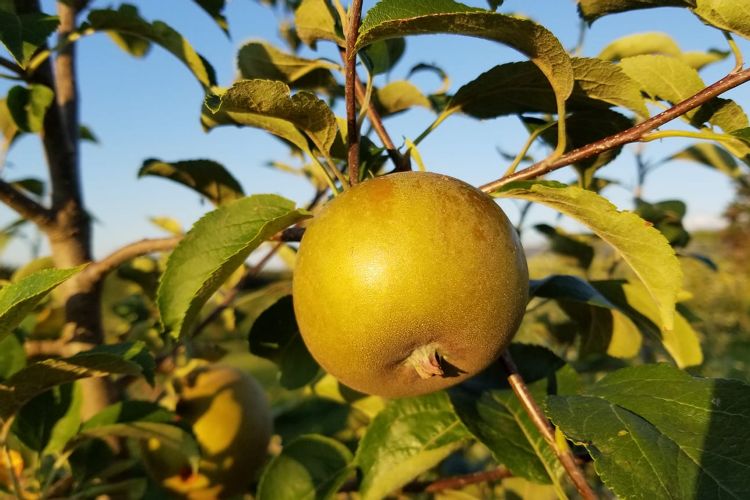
[293,171,529,398]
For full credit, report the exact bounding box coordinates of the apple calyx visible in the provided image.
[407,343,446,379]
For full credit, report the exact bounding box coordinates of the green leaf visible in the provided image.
[634,198,690,247]
[357,0,574,113]
[577,0,693,23]
[692,0,750,40]
[249,295,319,390]
[237,40,339,90]
[138,158,244,206]
[79,124,99,143]
[0,332,25,380]
[355,391,470,500]
[449,58,646,119]
[258,434,354,500]
[451,347,577,489]
[491,181,682,331]
[598,31,682,60]
[87,4,216,88]
[157,194,309,339]
[274,398,352,443]
[593,280,702,368]
[547,364,750,499]
[13,382,82,454]
[530,275,616,309]
[294,0,343,47]
[204,80,338,155]
[0,10,58,67]
[191,0,228,35]
[82,400,174,429]
[361,38,405,75]
[0,342,150,420]
[669,143,744,178]
[11,177,43,197]
[7,84,54,133]
[681,49,729,70]
[373,80,431,117]
[0,98,20,148]
[0,266,83,343]
[619,55,748,133]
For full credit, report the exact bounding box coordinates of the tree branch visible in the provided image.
[480,67,750,193]
[78,236,181,288]
[0,178,53,227]
[0,56,22,75]
[500,351,598,500]
[405,467,513,494]
[345,0,364,185]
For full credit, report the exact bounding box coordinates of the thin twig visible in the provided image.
[0,57,22,75]
[345,0,364,185]
[0,178,54,227]
[410,467,513,493]
[500,351,598,500]
[480,67,750,193]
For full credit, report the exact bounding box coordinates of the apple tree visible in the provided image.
[0,0,749,498]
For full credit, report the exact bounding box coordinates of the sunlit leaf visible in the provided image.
[356,391,470,500]
[138,158,244,206]
[357,0,574,114]
[87,4,216,88]
[7,84,54,133]
[577,0,693,23]
[492,181,682,331]
[669,143,744,177]
[294,0,343,47]
[258,434,354,500]
[547,364,750,499]
[237,40,339,90]
[157,195,309,339]
[0,266,83,343]
[692,0,750,40]
[372,80,431,117]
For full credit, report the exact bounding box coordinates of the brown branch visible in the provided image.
[0,56,22,75]
[78,236,182,287]
[345,0,364,185]
[0,178,53,227]
[500,351,598,500]
[480,67,750,193]
[406,467,513,494]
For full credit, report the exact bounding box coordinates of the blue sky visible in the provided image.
[1,0,749,265]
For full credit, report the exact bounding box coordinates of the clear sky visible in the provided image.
[1,0,749,265]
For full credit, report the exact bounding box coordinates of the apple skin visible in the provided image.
[293,171,529,398]
[142,365,273,499]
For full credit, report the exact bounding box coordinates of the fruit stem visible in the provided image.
[407,343,445,379]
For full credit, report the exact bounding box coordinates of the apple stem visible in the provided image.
[407,343,445,379]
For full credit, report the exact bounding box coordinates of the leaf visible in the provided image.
[692,0,750,40]
[6,84,54,133]
[138,158,244,206]
[491,181,682,331]
[0,332,25,380]
[82,400,174,428]
[237,40,339,90]
[530,275,616,309]
[373,80,431,117]
[451,346,577,489]
[619,55,748,133]
[547,364,750,499]
[204,80,338,155]
[357,0,574,112]
[593,280,703,368]
[361,38,406,75]
[294,0,343,47]
[355,391,470,500]
[13,382,82,454]
[0,342,151,420]
[274,398,352,443]
[11,177,43,197]
[0,98,20,148]
[86,4,216,88]
[598,31,682,60]
[681,49,729,70]
[79,124,99,143]
[258,434,354,500]
[0,266,83,343]
[249,295,319,390]
[191,0,228,35]
[157,194,309,339]
[0,10,58,67]
[577,0,693,23]
[449,58,646,119]
[669,143,744,178]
